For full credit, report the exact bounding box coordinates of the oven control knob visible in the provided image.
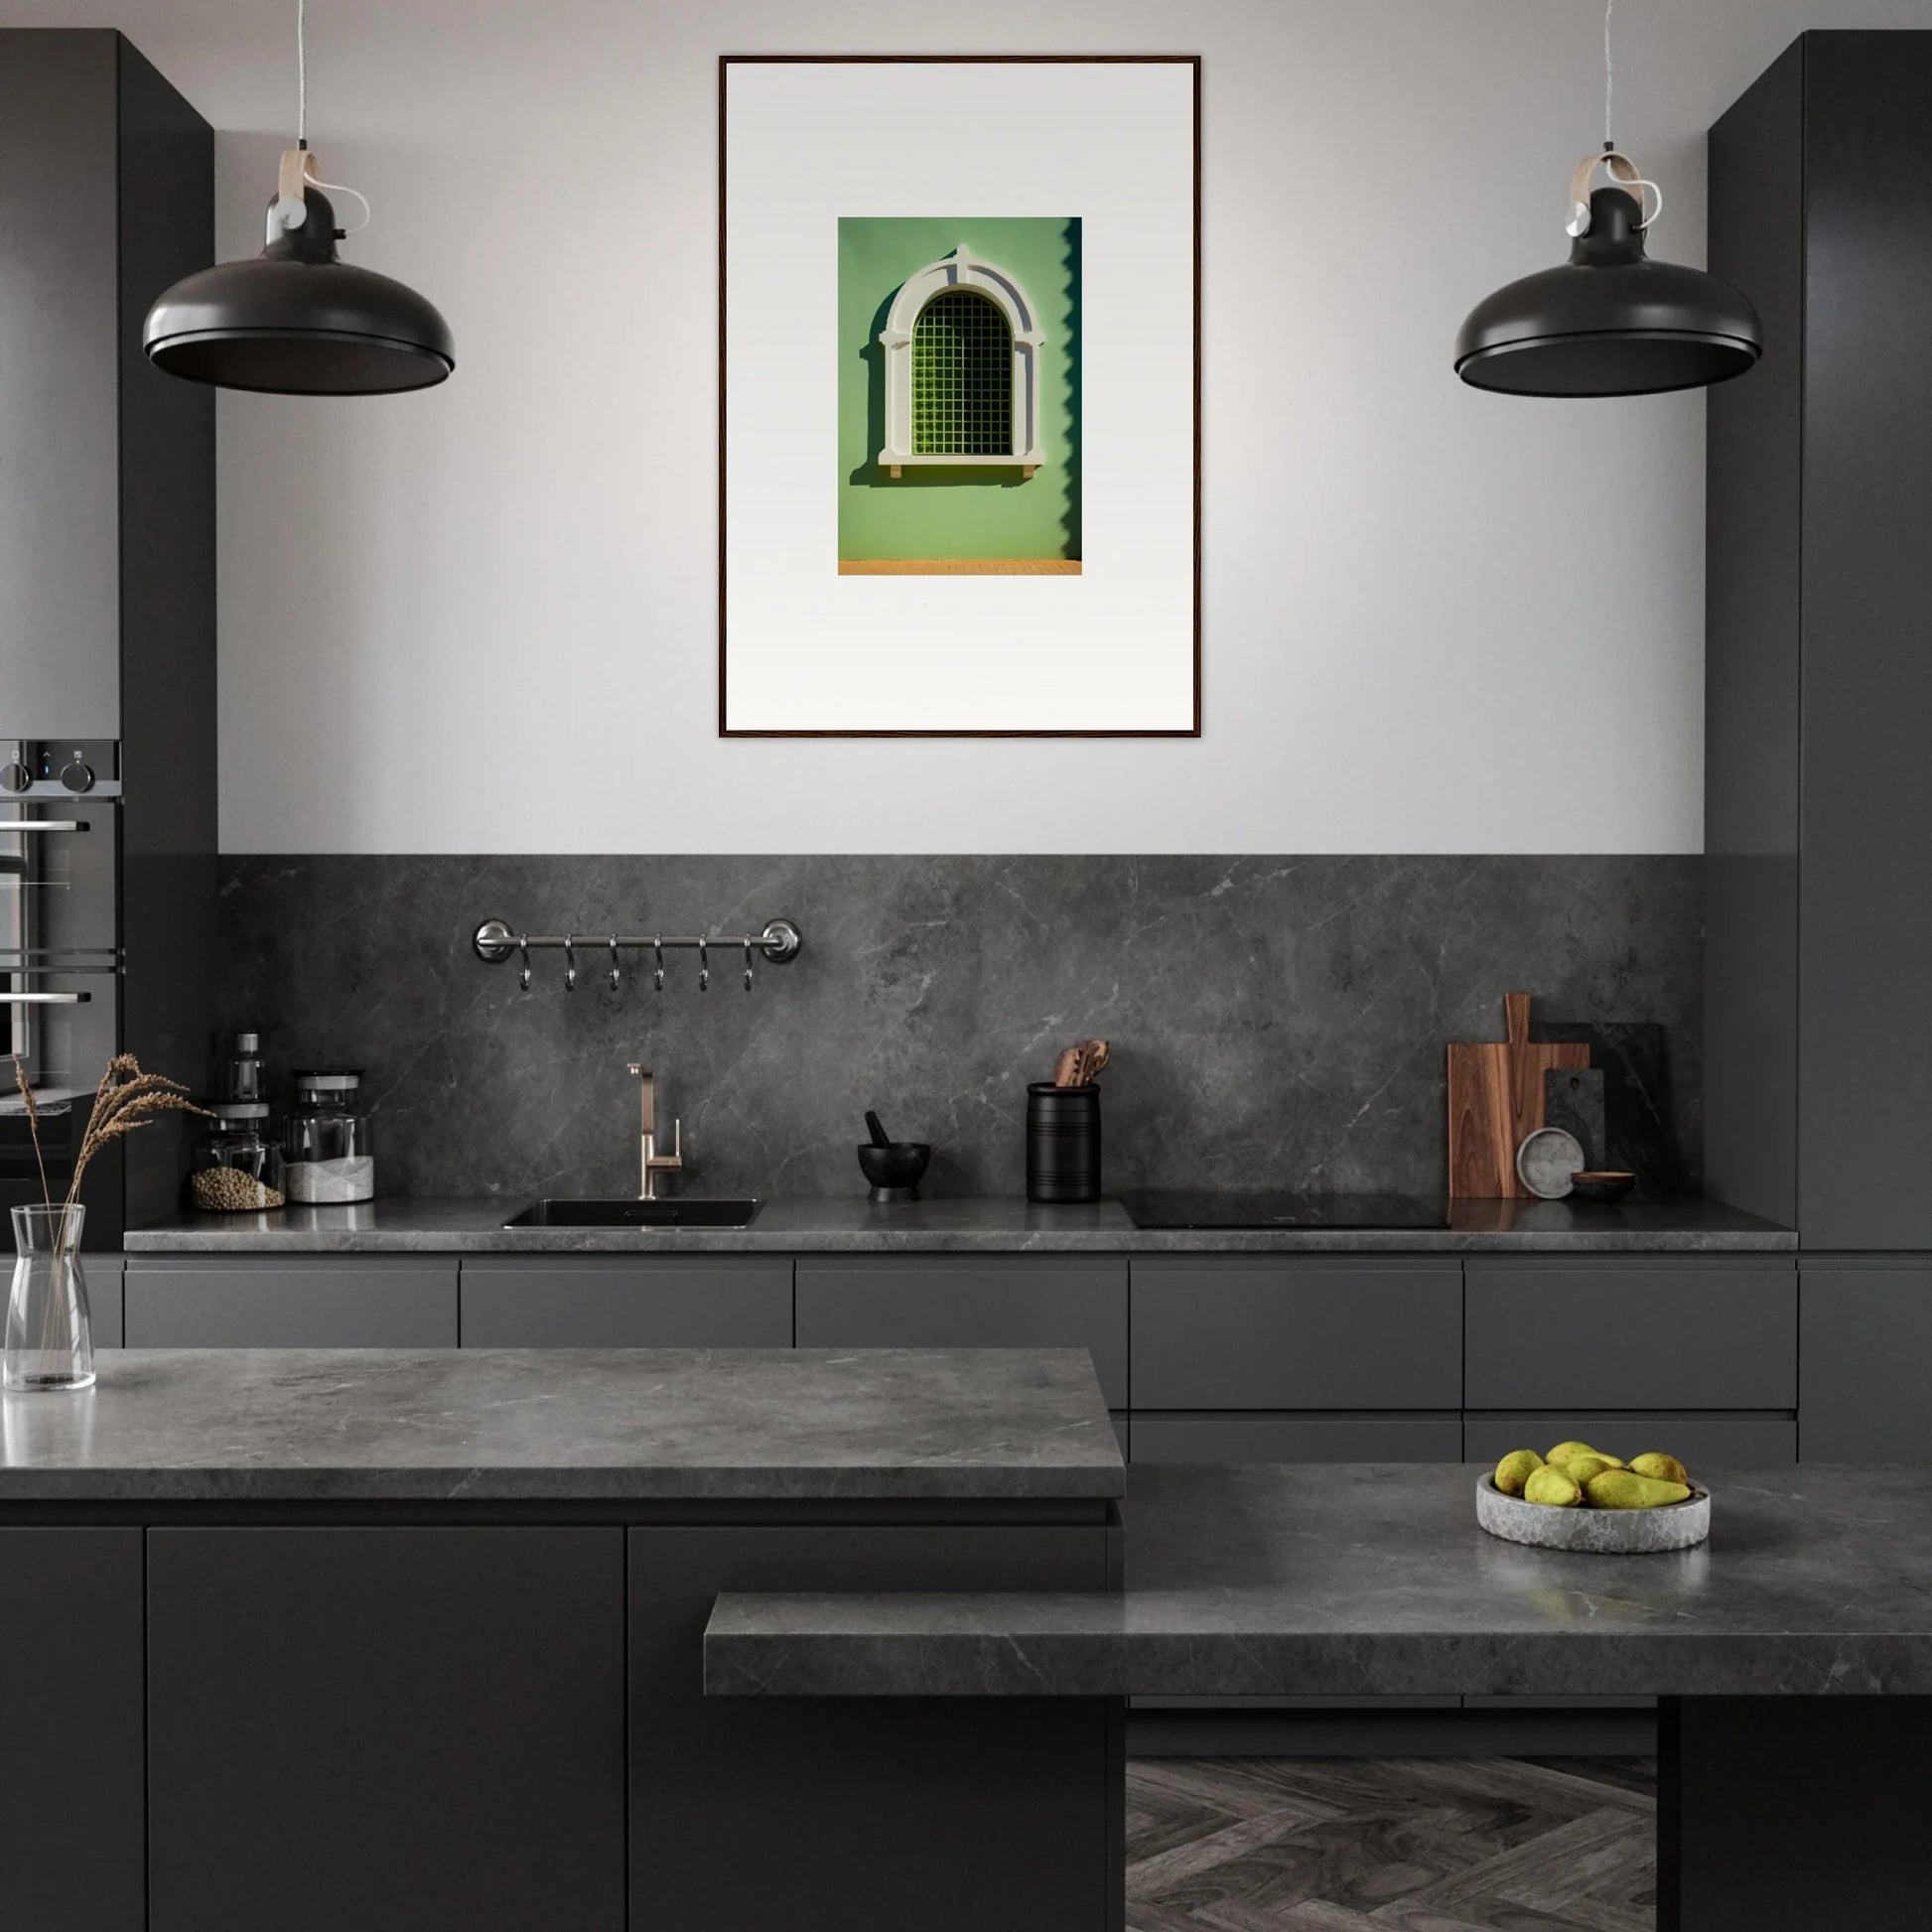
[0,761,29,794]
[60,759,94,794]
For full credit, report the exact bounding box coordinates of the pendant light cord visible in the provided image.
[289,0,372,233]
[1603,0,1614,148]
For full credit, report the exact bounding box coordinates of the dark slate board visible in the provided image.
[1531,1022,1687,1198]
[1543,1066,1607,1172]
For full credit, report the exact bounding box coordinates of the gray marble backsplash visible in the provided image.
[216,857,1702,1202]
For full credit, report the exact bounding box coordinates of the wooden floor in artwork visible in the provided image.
[836,558,1083,574]
[1126,1755,1657,1932]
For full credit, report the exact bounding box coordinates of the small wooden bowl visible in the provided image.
[1568,1171,1637,1205]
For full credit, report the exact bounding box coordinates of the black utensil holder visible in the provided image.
[1027,1083,1101,1203]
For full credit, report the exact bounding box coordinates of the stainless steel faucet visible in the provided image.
[624,1063,683,1199]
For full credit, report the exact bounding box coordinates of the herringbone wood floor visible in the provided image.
[1126,1756,1656,1931]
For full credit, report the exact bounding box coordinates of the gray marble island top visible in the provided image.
[706,1461,1932,1698]
[122,1193,1795,1254]
[0,1347,1124,1504]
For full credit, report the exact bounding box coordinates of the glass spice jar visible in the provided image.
[214,1030,267,1103]
[283,1069,376,1204]
[189,1103,287,1212]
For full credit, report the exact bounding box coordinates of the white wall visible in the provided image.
[2,0,1919,854]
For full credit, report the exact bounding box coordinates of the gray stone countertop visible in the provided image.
[0,1347,1123,1503]
[705,1461,1932,1698]
[122,1194,1795,1255]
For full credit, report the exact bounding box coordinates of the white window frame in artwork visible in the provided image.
[878,247,1045,479]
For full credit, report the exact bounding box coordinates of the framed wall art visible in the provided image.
[719,56,1200,737]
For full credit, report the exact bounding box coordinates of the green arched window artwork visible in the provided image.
[911,290,1013,457]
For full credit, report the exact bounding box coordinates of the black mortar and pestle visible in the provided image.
[858,1110,930,1203]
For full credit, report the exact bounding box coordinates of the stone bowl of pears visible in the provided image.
[1476,1441,1710,1553]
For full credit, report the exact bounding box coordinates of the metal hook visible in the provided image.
[563,934,577,992]
[698,937,710,994]
[608,935,621,992]
[517,934,531,993]
[743,938,755,993]
[652,937,664,994]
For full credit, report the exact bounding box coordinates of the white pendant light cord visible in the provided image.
[1565,0,1661,234]
[1603,0,1614,149]
[281,0,371,235]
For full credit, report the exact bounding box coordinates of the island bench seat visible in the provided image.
[705,1460,1932,1698]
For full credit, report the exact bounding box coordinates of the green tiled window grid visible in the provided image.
[910,290,1013,456]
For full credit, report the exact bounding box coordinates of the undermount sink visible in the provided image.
[502,1197,762,1229]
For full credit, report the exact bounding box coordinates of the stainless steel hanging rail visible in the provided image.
[472,916,802,993]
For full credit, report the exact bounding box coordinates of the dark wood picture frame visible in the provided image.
[718,54,1202,739]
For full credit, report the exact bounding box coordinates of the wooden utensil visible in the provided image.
[1447,993,1588,1198]
[1052,1039,1110,1087]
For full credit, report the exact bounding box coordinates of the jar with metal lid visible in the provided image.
[188,1103,287,1213]
[215,1031,267,1103]
[283,1069,375,1204]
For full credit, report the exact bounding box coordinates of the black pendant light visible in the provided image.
[143,0,453,395]
[1454,1,1759,398]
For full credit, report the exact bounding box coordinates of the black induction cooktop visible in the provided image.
[1119,1191,1450,1231]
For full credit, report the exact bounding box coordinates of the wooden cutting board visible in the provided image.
[1448,993,1589,1198]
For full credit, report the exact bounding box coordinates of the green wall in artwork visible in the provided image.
[837,216,1081,564]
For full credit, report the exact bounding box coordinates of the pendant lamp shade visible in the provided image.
[144,184,454,395]
[1455,185,1759,399]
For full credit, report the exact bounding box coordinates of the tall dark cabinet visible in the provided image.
[0,31,215,1244]
[1708,31,1932,1455]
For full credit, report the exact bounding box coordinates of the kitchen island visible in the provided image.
[714,1460,1932,1932]
[0,1346,1124,1932]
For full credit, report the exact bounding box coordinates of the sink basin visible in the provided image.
[502,1198,761,1229]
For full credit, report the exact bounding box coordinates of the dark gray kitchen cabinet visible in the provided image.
[0,31,115,728]
[1708,33,1932,1249]
[84,1253,123,1347]
[794,1257,1129,1408]
[0,1529,144,1931]
[1463,1260,1796,1412]
[1131,1258,1461,1411]
[1799,1265,1932,1459]
[0,30,210,739]
[124,1257,458,1346]
[1131,1414,1461,1463]
[628,1523,1115,1932]
[460,1255,791,1347]
[147,1527,626,1932]
[1462,1414,1797,1466]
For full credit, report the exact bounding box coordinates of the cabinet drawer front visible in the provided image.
[794,1260,1128,1409]
[1800,1267,1932,1459]
[125,1261,458,1348]
[85,1255,123,1348]
[149,1528,624,1932]
[1462,1412,1797,1466]
[1130,1414,1462,1463]
[460,1258,791,1348]
[1131,1260,1461,1411]
[1464,1262,1795,1410]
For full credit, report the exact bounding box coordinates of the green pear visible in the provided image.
[1585,1469,1693,1510]
[1555,1451,1619,1484]
[1524,1465,1585,1507]
[1494,1449,1543,1496]
[1629,1451,1690,1486]
[1546,1440,1598,1464]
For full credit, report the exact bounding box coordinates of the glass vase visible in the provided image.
[6,1204,95,1393]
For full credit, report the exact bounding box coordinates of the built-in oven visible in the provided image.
[0,741,124,1242]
